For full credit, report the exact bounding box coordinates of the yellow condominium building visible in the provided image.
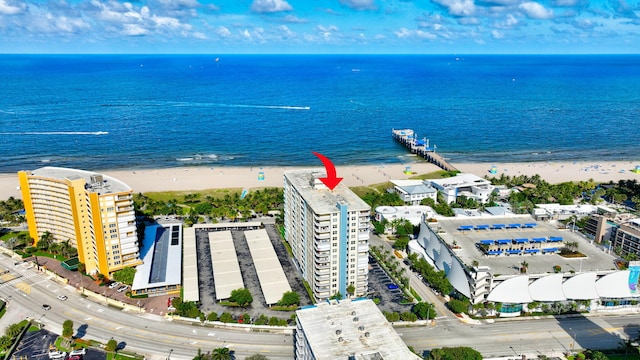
[18,167,141,277]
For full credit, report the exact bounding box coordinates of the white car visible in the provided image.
[48,351,66,359]
[69,348,87,356]
[117,285,129,293]
[57,295,68,301]
[108,281,121,289]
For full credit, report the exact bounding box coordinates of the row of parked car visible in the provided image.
[107,281,129,293]
[49,348,86,360]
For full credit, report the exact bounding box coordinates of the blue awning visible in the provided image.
[523,223,538,228]
[525,249,540,253]
[543,247,558,252]
[514,238,529,243]
[497,239,512,244]
[487,250,502,255]
[480,240,495,245]
[507,223,521,228]
[475,224,490,230]
[507,249,522,254]
[491,224,505,229]
[458,225,474,231]
[531,237,546,243]
[549,236,563,242]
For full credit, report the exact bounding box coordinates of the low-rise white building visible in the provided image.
[391,180,437,205]
[375,205,435,226]
[429,173,494,204]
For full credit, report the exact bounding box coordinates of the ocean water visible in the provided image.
[1,54,639,173]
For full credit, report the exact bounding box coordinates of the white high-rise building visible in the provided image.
[284,170,371,301]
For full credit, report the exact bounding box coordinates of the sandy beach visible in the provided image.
[1,160,639,200]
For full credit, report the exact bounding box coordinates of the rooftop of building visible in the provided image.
[284,169,370,214]
[429,173,492,189]
[131,221,182,291]
[433,215,618,276]
[296,298,420,360]
[27,166,132,194]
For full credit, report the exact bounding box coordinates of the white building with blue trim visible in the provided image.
[284,170,371,301]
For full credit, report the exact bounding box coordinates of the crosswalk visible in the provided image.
[0,271,41,290]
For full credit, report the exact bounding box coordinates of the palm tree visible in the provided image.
[211,347,232,360]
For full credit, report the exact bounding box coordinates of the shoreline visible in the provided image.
[1,160,639,200]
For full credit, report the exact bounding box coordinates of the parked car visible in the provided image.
[48,351,66,359]
[387,284,399,290]
[57,295,68,301]
[108,281,121,289]
[69,348,87,356]
[117,285,129,293]
[68,356,81,360]
[42,304,51,310]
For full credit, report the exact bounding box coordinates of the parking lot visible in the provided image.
[194,224,312,319]
[13,328,106,360]
[367,256,413,314]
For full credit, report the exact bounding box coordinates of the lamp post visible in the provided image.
[569,327,577,350]
[166,349,173,360]
[509,345,518,357]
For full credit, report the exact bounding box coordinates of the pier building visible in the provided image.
[283,170,370,301]
[18,167,142,277]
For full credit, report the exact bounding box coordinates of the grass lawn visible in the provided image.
[0,231,28,241]
[409,170,459,180]
[106,351,145,360]
[142,188,243,203]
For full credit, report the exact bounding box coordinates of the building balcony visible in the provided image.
[314,213,331,222]
[314,241,331,252]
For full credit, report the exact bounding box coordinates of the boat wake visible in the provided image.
[174,102,311,110]
[0,131,109,135]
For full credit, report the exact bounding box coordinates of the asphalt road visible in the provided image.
[3,249,640,360]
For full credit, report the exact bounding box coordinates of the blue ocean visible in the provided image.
[1,54,639,173]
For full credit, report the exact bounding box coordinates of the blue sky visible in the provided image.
[0,0,638,53]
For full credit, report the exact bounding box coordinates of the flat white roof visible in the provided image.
[244,229,291,305]
[29,166,132,193]
[182,227,200,302]
[430,172,490,188]
[132,223,182,291]
[209,231,244,300]
[296,299,420,360]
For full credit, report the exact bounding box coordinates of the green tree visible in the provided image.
[0,335,13,351]
[62,320,74,339]
[112,267,136,285]
[207,312,219,322]
[412,302,436,320]
[229,288,253,307]
[5,323,23,338]
[219,312,234,323]
[105,338,118,352]
[346,284,356,297]
[330,291,343,300]
[393,236,410,250]
[211,347,232,360]
[400,311,418,322]
[447,298,470,314]
[277,291,300,306]
[427,346,482,360]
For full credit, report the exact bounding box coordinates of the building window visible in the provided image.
[109,223,116,228]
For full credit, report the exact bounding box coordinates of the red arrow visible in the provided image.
[312,151,343,190]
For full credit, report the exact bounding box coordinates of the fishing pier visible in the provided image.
[392,129,458,172]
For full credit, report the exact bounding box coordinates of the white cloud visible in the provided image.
[519,1,553,19]
[433,0,476,16]
[215,26,231,37]
[494,13,519,28]
[250,0,292,13]
[156,0,200,9]
[394,27,436,39]
[122,23,148,35]
[0,0,26,15]
[339,0,377,10]
[491,29,504,38]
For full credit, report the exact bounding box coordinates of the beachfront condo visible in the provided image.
[283,170,370,301]
[18,167,142,277]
